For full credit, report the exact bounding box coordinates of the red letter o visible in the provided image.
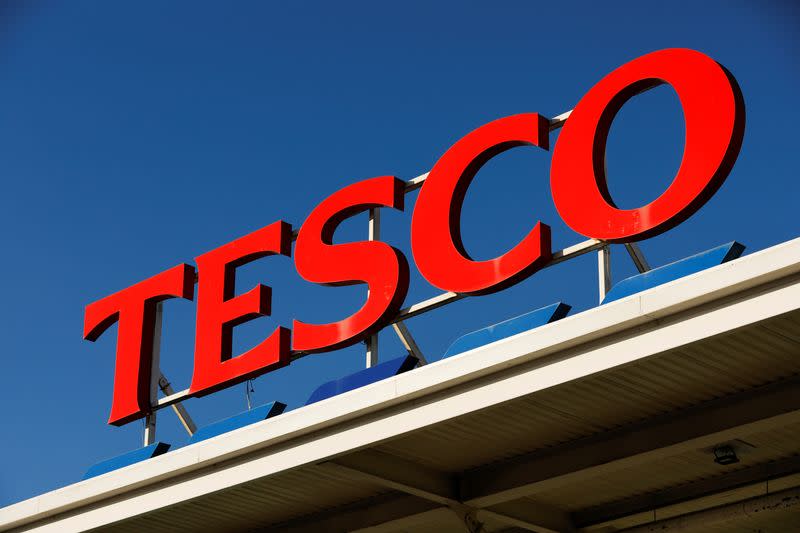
[550,48,745,242]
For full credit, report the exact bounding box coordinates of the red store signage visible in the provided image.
[84,48,745,426]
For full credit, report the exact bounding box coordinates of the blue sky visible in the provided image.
[0,1,798,507]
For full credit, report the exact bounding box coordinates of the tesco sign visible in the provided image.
[84,48,745,426]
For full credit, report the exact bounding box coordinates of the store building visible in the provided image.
[1,48,798,532]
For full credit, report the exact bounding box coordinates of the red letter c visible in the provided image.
[411,113,552,295]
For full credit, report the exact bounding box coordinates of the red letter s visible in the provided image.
[292,176,409,353]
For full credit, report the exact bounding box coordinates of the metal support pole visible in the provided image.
[365,335,378,368]
[392,322,427,365]
[143,412,156,446]
[142,411,156,446]
[144,302,164,446]
[598,245,612,304]
[624,242,651,273]
[366,207,380,368]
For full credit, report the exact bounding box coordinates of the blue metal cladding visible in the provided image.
[602,242,745,304]
[83,442,170,480]
[306,354,419,406]
[187,401,287,445]
[442,302,572,359]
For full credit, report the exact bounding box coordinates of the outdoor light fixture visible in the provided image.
[713,445,740,465]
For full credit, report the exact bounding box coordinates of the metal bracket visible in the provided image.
[624,242,651,273]
[392,321,427,365]
[157,373,197,436]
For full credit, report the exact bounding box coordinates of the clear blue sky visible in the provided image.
[1,1,798,507]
